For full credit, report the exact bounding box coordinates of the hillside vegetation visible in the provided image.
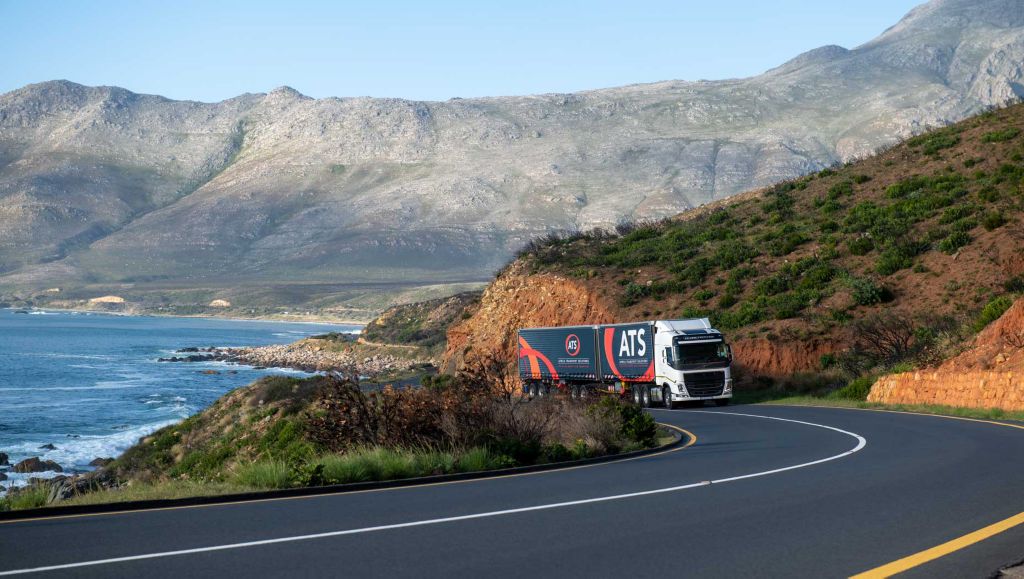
[362,291,481,355]
[0,374,661,510]
[447,102,1024,395]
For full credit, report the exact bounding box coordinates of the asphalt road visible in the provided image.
[2,405,1023,578]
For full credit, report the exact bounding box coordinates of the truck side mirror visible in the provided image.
[726,344,733,364]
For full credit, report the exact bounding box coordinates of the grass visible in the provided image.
[20,481,253,509]
[2,433,678,512]
[234,460,293,489]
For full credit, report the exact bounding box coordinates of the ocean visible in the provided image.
[0,309,359,490]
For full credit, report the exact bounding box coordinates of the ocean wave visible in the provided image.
[3,418,182,476]
[23,353,116,361]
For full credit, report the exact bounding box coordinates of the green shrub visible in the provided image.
[714,240,757,269]
[819,353,837,369]
[847,236,874,256]
[319,453,372,484]
[1,485,50,511]
[828,181,853,199]
[767,229,809,257]
[886,175,929,198]
[982,211,1007,231]
[978,186,1001,203]
[848,276,890,306]
[718,293,738,309]
[540,443,573,463]
[620,282,650,306]
[797,262,837,291]
[981,128,1021,143]
[938,230,971,254]
[235,460,294,489]
[852,174,872,184]
[974,295,1014,332]
[875,247,911,276]
[756,272,791,296]
[939,204,977,224]
[457,447,515,472]
[693,289,716,302]
[1004,276,1024,293]
[615,402,657,447]
[769,292,808,319]
[712,300,767,329]
[411,450,457,476]
[828,376,875,400]
[906,129,960,155]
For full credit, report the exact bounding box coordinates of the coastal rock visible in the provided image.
[88,457,114,467]
[39,443,56,451]
[223,340,435,378]
[200,370,220,375]
[12,457,63,473]
[0,472,7,481]
[0,452,9,466]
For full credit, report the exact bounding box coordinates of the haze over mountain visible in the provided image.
[1,0,1022,313]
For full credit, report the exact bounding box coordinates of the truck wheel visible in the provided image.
[570,385,579,400]
[640,386,650,408]
[662,386,675,410]
[579,386,589,400]
[632,386,642,405]
[528,383,539,399]
[539,384,550,397]
[715,398,730,407]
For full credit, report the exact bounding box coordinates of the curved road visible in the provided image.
[2,405,1023,578]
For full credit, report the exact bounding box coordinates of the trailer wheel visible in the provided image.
[538,383,550,398]
[662,386,675,410]
[578,385,589,400]
[631,386,642,405]
[528,382,539,399]
[569,385,579,400]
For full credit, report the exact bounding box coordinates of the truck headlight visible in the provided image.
[724,379,733,393]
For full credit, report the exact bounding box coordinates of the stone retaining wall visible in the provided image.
[869,371,1024,411]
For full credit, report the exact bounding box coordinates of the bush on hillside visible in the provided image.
[973,295,1014,333]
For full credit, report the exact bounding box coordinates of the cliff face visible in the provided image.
[442,263,616,377]
[2,0,1024,300]
[870,299,1024,410]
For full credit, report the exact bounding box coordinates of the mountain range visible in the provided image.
[1,0,1022,316]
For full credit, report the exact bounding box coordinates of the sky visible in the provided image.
[1,0,923,102]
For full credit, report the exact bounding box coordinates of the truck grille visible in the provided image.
[683,371,725,397]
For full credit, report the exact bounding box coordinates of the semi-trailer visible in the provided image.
[517,318,733,408]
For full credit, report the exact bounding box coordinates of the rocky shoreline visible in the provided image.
[158,341,435,378]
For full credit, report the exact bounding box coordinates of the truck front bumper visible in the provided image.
[673,378,732,400]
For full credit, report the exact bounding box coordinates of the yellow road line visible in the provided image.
[850,511,1024,578]
[768,403,1024,578]
[0,424,696,526]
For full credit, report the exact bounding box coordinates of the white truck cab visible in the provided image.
[650,318,733,407]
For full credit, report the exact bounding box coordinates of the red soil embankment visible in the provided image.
[869,298,1024,411]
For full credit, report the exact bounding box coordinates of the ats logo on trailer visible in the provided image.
[565,334,581,356]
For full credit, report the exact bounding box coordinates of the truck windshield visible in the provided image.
[676,341,730,368]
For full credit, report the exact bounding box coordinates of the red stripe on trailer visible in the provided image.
[518,336,559,380]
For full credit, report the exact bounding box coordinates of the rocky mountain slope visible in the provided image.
[444,101,1024,390]
[1,0,1023,310]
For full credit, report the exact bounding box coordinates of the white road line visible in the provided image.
[0,411,867,576]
